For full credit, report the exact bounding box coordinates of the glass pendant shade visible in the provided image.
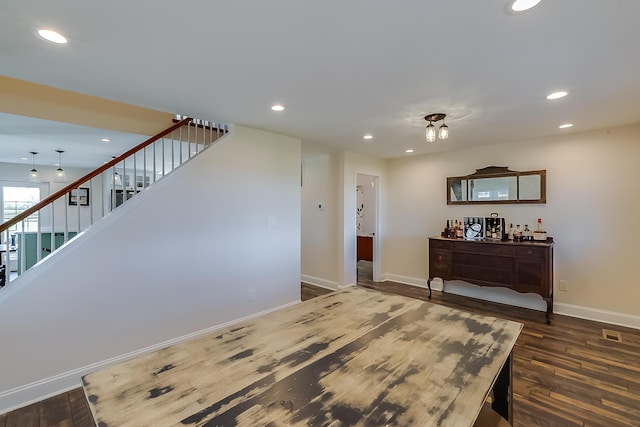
[425,123,436,142]
[54,150,67,183]
[439,123,449,140]
[29,151,39,182]
[54,168,67,183]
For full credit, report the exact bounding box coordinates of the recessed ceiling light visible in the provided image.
[20,157,29,161]
[37,29,67,44]
[405,149,414,153]
[546,91,568,100]
[271,104,285,112]
[511,0,541,12]
[363,135,373,140]
[101,138,111,142]
[559,123,573,129]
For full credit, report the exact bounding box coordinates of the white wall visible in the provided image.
[385,123,640,327]
[300,150,386,289]
[0,125,301,412]
[339,152,387,286]
[301,153,340,288]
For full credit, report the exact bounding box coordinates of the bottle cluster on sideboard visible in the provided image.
[442,216,548,242]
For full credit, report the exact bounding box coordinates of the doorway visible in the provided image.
[356,173,378,283]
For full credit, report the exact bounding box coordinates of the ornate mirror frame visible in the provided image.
[447,166,546,205]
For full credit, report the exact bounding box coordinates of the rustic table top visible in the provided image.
[83,287,522,427]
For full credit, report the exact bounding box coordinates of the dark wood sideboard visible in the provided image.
[428,237,554,323]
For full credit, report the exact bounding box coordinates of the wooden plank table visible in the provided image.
[82,287,522,426]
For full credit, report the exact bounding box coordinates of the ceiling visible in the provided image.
[0,113,147,169]
[1,0,640,167]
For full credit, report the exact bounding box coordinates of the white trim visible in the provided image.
[382,274,640,331]
[0,299,300,414]
[301,274,339,290]
[554,302,640,331]
[380,273,436,290]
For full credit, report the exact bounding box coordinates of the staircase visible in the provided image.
[0,116,229,287]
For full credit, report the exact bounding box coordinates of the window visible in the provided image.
[2,186,41,232]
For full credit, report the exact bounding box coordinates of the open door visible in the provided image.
[356,174,378,283]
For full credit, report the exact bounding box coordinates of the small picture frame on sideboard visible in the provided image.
[69,187,90,206]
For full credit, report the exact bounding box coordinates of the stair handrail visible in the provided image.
[0,117,197,235]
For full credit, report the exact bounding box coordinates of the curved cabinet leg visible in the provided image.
[544,295,553,324]
[426,278,432,299]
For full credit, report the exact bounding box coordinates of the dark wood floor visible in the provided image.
[3,262,639,426]
[0,388,94,427]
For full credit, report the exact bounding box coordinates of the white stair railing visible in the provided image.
[0,116,229,287]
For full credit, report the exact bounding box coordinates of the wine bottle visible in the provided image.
[514,224,522,241]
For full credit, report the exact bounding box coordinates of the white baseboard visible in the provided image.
[301,274,339,291]
[0,299,300,415]
[380,273,432,289]
[382,274,640,331]
[554,302,640,330]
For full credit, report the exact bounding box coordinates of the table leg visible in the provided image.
[491,350,513,422]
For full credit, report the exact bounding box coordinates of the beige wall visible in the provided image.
[301,123,640,327]
[385,123,640,326]
[301,153,340,287]
[0,76,172,135]
[301,149,387,289]
[341,151,387,285]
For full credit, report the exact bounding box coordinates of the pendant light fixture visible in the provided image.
[439,120,449,140]
[424,113,449,142]
[54,149,67,183]
[29,151,39,182]
[425,121,436,143]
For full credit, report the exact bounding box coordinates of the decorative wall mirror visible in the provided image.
[447,166,546,205]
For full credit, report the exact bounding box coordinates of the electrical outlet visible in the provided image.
[559,280,568,291]
[247,288,255,301]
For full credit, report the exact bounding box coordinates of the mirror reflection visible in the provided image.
[447,167,546,205]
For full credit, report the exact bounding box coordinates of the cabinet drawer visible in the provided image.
[429,239,451,250]
[515,246,547,258]
[429,250,451,277]
[453,265,513,288]
[453,252,514,270]
[452,241,514,256]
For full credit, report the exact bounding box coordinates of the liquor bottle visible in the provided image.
[523,224,531,241]
[533,218,547,241]
[514,224,522,241]
[508,223,514,240]
[456,219,463,238]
